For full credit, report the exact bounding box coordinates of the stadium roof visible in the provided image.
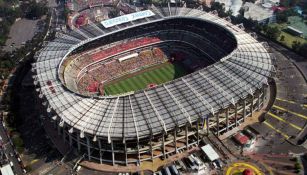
[243,2,274,22]
[101,10,155,28]
[33,7,273,142]
[287,26,303,35]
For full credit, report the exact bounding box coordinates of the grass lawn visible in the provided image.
[12,134,24,153]
[278,31,306,48]
[268,21,307,48]
[104,62,187,95]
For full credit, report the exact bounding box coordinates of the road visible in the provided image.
[257,35,307,82]
[0,0,65,174]
[244,34,307,175]
[0,122,24,174]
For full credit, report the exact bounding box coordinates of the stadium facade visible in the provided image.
[32,6,274,165]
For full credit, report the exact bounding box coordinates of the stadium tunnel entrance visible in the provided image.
[59,17,238,97]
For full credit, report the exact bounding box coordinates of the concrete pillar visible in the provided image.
[77,133,81,152]
[111,140,115,166]
[235,104,238,127]
[196,119,200,145]
[62,125,66,143]
[162,133,166,160]
[53,119,57,129]
[262,87,266,105]
[257,92,261,110]
[137,140,141,164]
[69,133,72,147]
[174,129,178,154]
[243,99,246,121]
[226,108,229,132]
[98,139,102,164]
[150,138,154,162]
[57,120,61,135]
[216,113,220,136]
[185,124,189,149]
[206,117,209,135]
[250,96,254,116]
[86,136,91,160]
[124,141,128,166]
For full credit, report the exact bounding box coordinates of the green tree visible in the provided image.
[242,0,255,3]
[294,162,301,171]
[292,40,301,51]
[298,43,307,57]
[280,35,285,41]
[275,11,288,23]
[265,26,281,40]
[25,1,47,19]
[210,2,228,17]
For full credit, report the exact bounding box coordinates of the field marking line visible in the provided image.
[267,112,302,131]
[263,121,290,139]
[276,98,307,109]
[273,105,307,120]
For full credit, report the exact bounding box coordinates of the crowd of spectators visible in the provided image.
[88,0,113,7]
[76,47,167,95]
[64,19,237,95]
[91,37,161,61]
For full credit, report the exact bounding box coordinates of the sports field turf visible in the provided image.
[104,62,187,95]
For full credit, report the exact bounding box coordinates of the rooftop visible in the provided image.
[243,2,274,21]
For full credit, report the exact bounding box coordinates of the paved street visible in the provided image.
[0,120,24,174]
[238,36,307,175]
[0,0,66,174]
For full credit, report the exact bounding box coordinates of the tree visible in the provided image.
[275,11,288,23]
[210,2,227,17]
[294,162,301,172]
[109,8,120,18]
[25,1,47,19]
[298,43,307,57]
[280,35,285,41]
[292,41,301,51]
[242,0,255,3]
[265,26,281,40]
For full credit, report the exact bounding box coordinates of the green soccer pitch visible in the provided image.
[103,62,188,95]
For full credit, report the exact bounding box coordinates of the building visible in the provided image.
[286,26,304,37]
[201,144,220,161]
[0,164,14,175]
[32,7,273,166]
[243,2,275,24]
[214,0,243,16]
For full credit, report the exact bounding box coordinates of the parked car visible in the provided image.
[162,167,172,175]
[169,165,180,175]
[214,159,222,168]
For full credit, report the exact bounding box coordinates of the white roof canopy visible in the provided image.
[201,144,220,161]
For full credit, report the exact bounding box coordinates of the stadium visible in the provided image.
[32,6,274,166]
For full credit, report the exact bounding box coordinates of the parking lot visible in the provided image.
[3,18,41,52]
